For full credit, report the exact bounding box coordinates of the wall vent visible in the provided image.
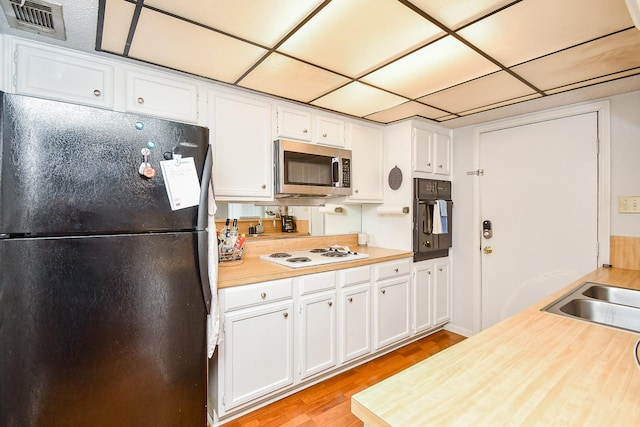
[0,0,66,40]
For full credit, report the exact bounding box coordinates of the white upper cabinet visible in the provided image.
[124,69,198,123]
[348,122,384,202]
[209,89,273,201]
[315,114,346,147]
[276,105,312,141]
[13,41,114,109]
[412,125,452,178]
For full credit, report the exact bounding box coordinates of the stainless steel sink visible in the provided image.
[542,282,640,334]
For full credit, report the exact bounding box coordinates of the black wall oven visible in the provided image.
[413,178,452,262]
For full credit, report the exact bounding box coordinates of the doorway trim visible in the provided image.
[471,100,611,333]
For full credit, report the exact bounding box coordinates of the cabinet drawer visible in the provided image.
[338,266,371,288]
[298,271,336,296]
[373,259,411,281]
[222,278,293,311]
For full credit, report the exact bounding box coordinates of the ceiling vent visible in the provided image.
[0,0,65,40]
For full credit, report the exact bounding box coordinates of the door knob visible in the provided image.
[483,246,493,254]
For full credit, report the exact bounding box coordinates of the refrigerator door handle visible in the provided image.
[198,230,212,314]
[197,145,213,232]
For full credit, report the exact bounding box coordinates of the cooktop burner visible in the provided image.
[322,251,348,257]
[259,246,369,269]
[287,257,312,263]
[269,252,291,258]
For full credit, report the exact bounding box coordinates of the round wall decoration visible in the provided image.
[388,165,403,190]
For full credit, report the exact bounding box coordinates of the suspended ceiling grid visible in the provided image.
[96,0,640,124]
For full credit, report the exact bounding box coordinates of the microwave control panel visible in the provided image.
[342,158,351,188]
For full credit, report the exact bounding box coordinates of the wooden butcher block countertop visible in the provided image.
[216,234,413,289]
[352,267,640,427]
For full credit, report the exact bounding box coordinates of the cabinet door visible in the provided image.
[125,70,198,123]
[339,284,371,363]
[299,291,337,379]
[349,123,384,202]
[14,43,114,109]
[433,261,452,324]
[434,132,451,175]
[412,263,434,334]
[276,106,312,141]
[222,301,294,411]
[315,115,345,147]
[373,276,410,349]
[412,127,434,174]
[210,90,272,200]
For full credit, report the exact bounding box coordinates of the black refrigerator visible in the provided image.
[0,92,212,427]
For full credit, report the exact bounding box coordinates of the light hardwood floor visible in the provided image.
[220,330,466,427]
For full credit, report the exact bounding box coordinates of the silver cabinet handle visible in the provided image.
[303,129,308,133]
[322,133,327,137]
[328,301,333,307]
[93,89,101,97]
[283,312,288,318]
[261,184,266,189]
[260,292,267,299]
[394,268,399,273]
[381,289,386,294]
[348,297,353,303]
[137,97,144,104]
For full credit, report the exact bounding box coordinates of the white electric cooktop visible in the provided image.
[260,246,369,269]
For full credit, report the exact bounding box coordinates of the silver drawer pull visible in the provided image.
[328,301,333,307]
[381,289,386,294]
[260,292,267,299]
[283,312,288,318]
[137,97,145,104]
[93,89,101,97]
[394,268,399,273]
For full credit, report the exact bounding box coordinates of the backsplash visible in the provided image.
[610,235,640,270]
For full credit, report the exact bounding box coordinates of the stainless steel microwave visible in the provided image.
[274,139,352,198]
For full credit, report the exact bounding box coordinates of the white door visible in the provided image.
[480,112,599,329]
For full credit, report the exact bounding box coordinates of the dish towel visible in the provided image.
[433,200,448,234]
[207,177,221,359]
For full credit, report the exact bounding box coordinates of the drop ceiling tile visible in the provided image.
[310,82,408,117]
[364,101,450,123]
[362,35,500,98]
[239,53,350,103]
[143,0,323,47]
[417,71,537,114]
[411,0,514,30]
[512,29,640,92]
[128,8,267,83]
[99,0,137,54]
[458,94,541,116]
[545,69,640,94]
[459,0,635,67]
[278,0,444,77]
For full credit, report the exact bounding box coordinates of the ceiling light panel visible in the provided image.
[459,0,635,67]
[278,0,444,77]
[417,71,537,114]
[128,8,267,83]
[458,93,541,116]
[310,82,408,117]
[512,29,640,92]
[363,35,500,99]
[239,53,350,103]
[411,0,515,30]
[143,0,323,47]
[99,0,136,54]
[365,101,450,123]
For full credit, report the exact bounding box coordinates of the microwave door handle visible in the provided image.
[332,157,340,187]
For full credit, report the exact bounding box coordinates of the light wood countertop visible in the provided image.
[216,234,413,289]
[351,267,640,427]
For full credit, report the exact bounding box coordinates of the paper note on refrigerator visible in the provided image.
[160,157,201,211]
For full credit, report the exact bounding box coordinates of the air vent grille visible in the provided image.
[0,0,65,40]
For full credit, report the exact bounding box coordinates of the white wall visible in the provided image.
[448,90,640,335]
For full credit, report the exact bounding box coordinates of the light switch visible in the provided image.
[618,196,640,213]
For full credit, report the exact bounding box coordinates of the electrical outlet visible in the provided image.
[618,196,640,213]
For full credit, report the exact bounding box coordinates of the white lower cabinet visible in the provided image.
[297,272,337,380]
[372,259,411,350]
[412,257,452,332]
[217,278,294,415]
[338,266,372,363]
